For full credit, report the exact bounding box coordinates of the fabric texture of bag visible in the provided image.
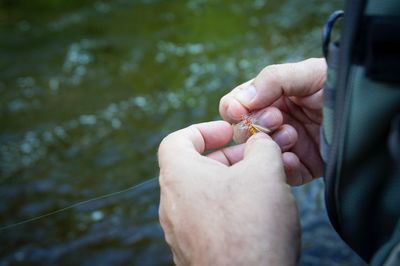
[321,0,400,264]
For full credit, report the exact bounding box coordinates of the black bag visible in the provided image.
[321,0,400,264]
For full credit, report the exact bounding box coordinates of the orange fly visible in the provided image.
[241,114,271,135]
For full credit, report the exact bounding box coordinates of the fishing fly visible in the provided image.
[232,113,271,143]
[241,114,271,135]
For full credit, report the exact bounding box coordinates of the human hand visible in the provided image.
[158,121,300,266]
[219,58,327,185]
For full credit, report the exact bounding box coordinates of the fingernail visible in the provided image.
[259,111,275,129]
[227,103,242,121]
[275,131,291,148]
[235,84,257,106]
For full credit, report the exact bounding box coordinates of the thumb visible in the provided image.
[239,133,286,182]
[233,58,326,110]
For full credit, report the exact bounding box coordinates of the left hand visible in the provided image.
[219,58,327,185]
[158,121,300,266]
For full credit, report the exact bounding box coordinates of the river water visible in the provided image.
[0,0,366,265]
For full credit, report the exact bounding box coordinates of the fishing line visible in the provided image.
[0,177,158,232]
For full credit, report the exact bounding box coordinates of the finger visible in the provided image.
[237,58,326,108]
[289,88,323,112]
[282,152,314,186]
[271,124,298,152]
[236,133,285,182]
[207,143,246,166]
[221,58,326,120]
[285,90,323,125]
[158,121,232,168]
[277,109,323,178]
[250,106,283,131]
[220,79,253,122]
[272,90,323,124]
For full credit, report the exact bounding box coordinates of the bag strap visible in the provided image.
[323,0,367,233]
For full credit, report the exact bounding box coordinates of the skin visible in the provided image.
[220,58,327,185]
[158,58,327,264]
[159,124,300,265]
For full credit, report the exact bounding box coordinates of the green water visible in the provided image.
[0,0,366,265]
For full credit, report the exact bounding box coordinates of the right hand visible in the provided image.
[219,58,327,185]
[158,121,300,265]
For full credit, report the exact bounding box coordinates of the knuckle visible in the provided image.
[260,64,283,85]
[158,203,165,222]
[158,132,179,158]
[158,172,168,189]
[158,204,168,227]
[158,133,181,179]
[159,156,183,190]
[158,164,176,189]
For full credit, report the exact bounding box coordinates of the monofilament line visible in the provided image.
[0,177,158,232]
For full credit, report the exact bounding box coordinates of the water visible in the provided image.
[0,0,366,265]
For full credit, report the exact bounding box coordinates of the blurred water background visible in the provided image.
[0,0,367,265]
